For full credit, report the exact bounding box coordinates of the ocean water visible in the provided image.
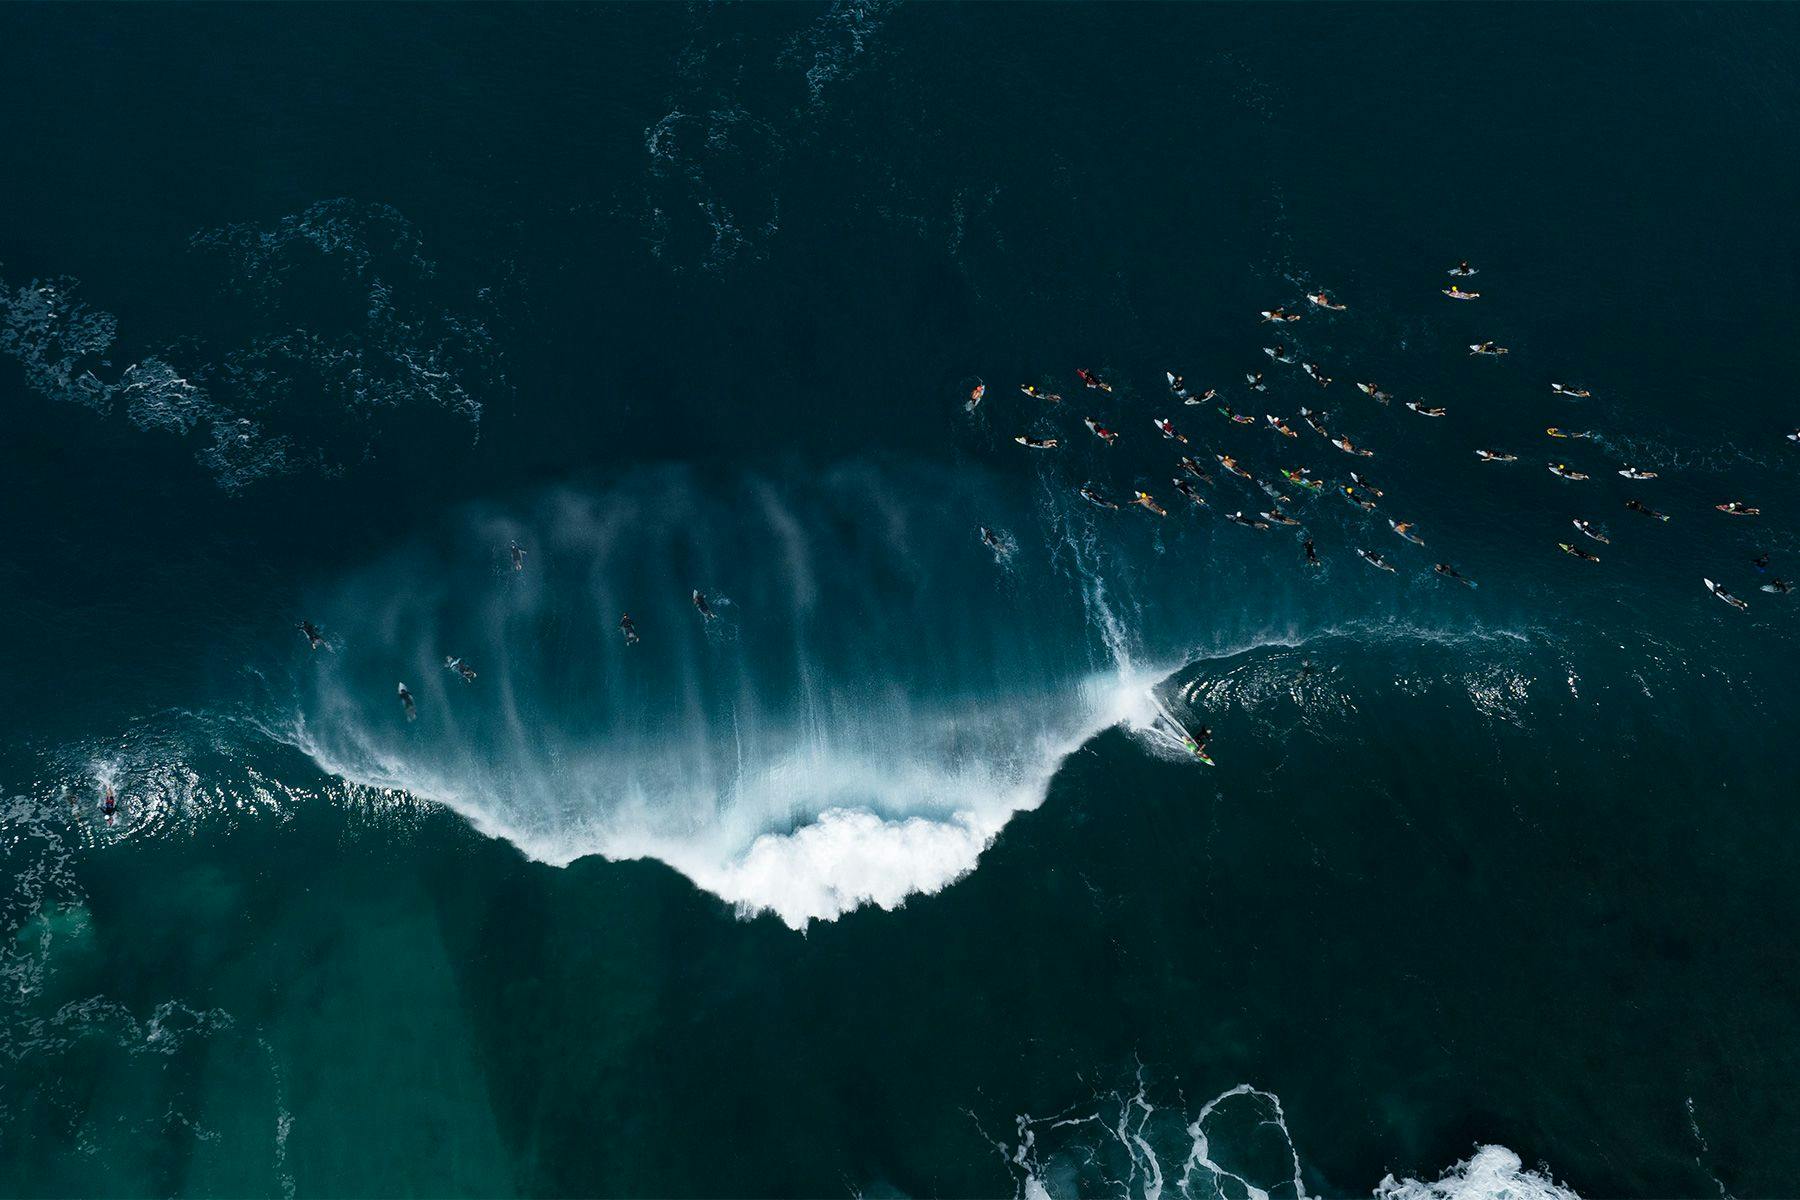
[3,3,1799,1195]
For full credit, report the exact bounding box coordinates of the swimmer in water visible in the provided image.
[445,656,477,683]
[397,682,417,721]
[692,590,718,619]
[297,621,325,651]
[619,613,641,645]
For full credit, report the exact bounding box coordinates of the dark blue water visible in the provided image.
[4,4,1799,1196]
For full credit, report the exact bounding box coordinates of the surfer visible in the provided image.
[1303,538,1321,567]
[1245,372,1266,392]
[1390,519,1424,546]
[1264,344,1294,363]
[445,655,477,683]
[1434,563,1476,587]
[1356,382,1392,404]
[1551,383,1591,398]
[1080,484,1119,511]
[1014,434,1059,449]
[1133,491,1167,517]
[1178,456,1214,484]
[1442,285,1480,300]
[1020,384,1062,403]
[1166,372,1189,399]
[1260,308,1300,323]
[101,785,116,826]
[1350,471,1382,496]
[297,620,325,651]
[979,526,1011,553]
[1342,485,1378,512]
[692,590,718,619]
[1625,499,1670,521]
[1331,433,1373,457]
[1172,477,1208,508]
[1764,578,1793,595]
[1226,511,1269,531]
[1217,454,1253,481]
[1299,407,1329,436]
[1548,462,1589,480]
[619,613,641,645]
[1357,548,1397,573]
[1618,466,1658,480]
[1301,362,1332,387]
[397,682,417,721]
[1076,368,1112,392]
[1572,518,1609,544]
[1307,290,1346,311]
[1475,449,1517,463]
[1448,261,1477,277]
[1154,417,1187,443]
[1716,501,1760,516]
[968,380,986,407]
[1559,542,1600,563]
[1263,508,1301,527]
[510,541,527,572]
[1084,417,1119,445]
[1405,401,1447,417]
[1186,387,1218,407]
[1705,579,1749,612]
[1546,427,1592,440]
[1469,341,1509,356]
[1266,414,1298,438]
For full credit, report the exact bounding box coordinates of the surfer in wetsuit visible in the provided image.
[619,613,641,645]
[397,682,417,721]
[510,542,527,572]
[297,621,324,651]
[101,785,117,826]
[692,590,717,620]
[446,656,477,683]
[1303,538,1321,567]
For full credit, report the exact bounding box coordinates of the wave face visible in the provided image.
[286,460,1191,927]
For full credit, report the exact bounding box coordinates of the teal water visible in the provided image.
[3,4,1800,1196]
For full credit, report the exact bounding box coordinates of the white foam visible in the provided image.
[1376,1145,1579,1200]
